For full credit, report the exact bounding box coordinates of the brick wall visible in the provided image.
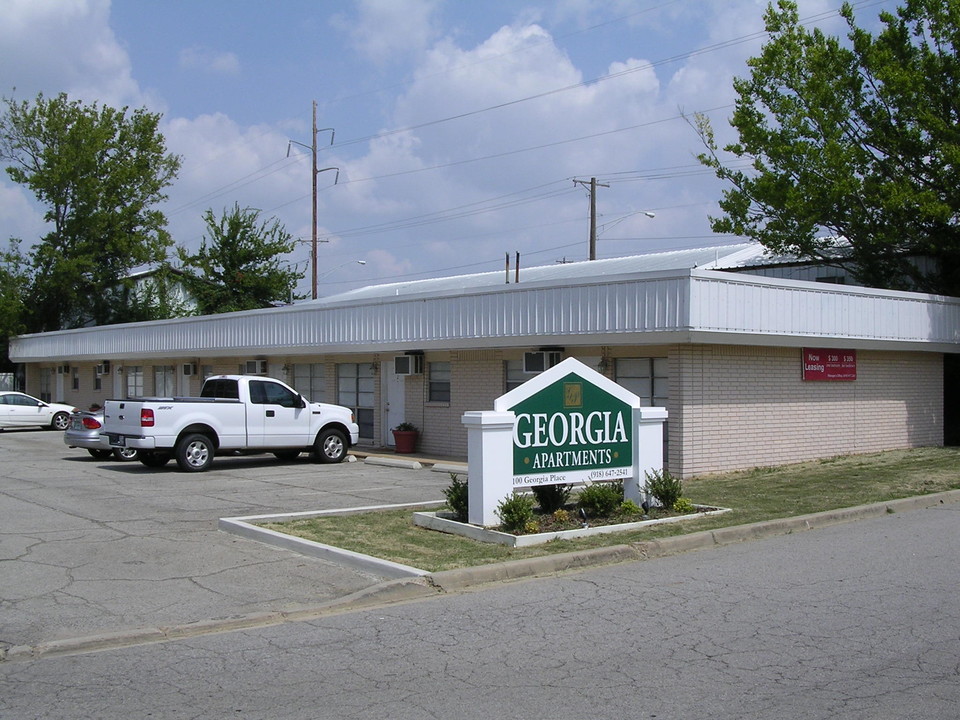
[671,345,943,477]
[412,350,504,457]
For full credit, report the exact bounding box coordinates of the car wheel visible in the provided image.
[51,412,70,431]
[139,452,171,468]
[87,448,113,460]
[273,449,301,461]
[113,447,139,461]
[175,433,214,472]
[313,428,347,464]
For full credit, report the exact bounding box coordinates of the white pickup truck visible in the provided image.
[103,375,360,472]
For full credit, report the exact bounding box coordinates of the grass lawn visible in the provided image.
[259,447,960,573]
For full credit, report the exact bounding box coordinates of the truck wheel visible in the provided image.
[313,428,347,463]
[273,449,301,461]
[175,433,214,472]
[139,452,171,468]
[113,447,139,461]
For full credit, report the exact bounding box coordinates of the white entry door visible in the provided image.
[382,360,406,446]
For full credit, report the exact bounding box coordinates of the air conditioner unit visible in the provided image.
[394,355,424,375]
[523,351,562,374]
[182,363,197,376]
[244,359,268,375]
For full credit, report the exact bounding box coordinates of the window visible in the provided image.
[71,368,79,391]
[337,363,375,439]
[505,359,527,392]
[154,365,175,397]
[125,366,144,398]
[292,363,326,402]
[429,361,451,402]
[615,358,668,406]
[249,380,300,408]
[39,368,52,402]
[201,378,239,398]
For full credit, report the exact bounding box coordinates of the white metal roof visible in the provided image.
[9,247,960,362]
[314,242,760,305]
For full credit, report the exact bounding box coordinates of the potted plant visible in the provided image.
[391,422,419,454]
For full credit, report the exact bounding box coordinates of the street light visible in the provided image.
[316,259,366,285]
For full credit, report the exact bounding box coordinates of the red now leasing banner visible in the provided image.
[802,348,857,381]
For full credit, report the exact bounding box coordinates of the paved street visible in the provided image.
[3,428,960,719]
[0,428,450,649]
[2,490,958,718]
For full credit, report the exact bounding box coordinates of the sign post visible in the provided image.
[462,358,667,526]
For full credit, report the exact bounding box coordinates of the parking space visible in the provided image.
[0,429,452,650]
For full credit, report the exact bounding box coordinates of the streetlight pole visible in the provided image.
[316,260,367,286]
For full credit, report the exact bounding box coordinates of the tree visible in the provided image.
[695,0,960,296]
[177,204,303,314]
[0,92,182,331]
[0,241,29,371]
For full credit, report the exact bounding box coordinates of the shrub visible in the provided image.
[552,508,571,524]
[443,473,469,522]
[673,497,696,514]
[646,469,683,510]
[496,493,535,533]
[531,484,571,513]
[619,499,644,516]
[577,482,622,517]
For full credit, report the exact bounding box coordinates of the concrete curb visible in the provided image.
[363,456,423,470]
[5,489,959,663]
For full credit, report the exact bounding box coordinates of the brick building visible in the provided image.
[10,244,959,477]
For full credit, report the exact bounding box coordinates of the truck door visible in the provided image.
[248,380,311,448]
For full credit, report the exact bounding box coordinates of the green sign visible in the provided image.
[505,371,634,487]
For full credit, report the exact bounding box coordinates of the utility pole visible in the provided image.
[310,100,318,299]
[288,102,336,299]
[573,177,609,260]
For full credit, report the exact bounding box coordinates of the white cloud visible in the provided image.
[0,0,143,108]
[178,47,241,76]
[333,0,442,67]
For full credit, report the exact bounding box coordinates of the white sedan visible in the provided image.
[0,391,78,431]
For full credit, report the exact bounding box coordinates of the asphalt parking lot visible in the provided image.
[0,428,453,652]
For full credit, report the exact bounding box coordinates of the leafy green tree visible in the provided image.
[0,241,29,371]
[177,203,303,314]
[0,92,182,331]
[695,0,960,296]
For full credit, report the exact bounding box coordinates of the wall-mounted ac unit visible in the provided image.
[523,350,562,374]
[182,363,197,376]
[57,364,70,375]
[244,359,267,375]
[394,355,424,375]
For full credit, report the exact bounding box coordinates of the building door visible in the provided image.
[381,360,406,446]
[337,363,375,442]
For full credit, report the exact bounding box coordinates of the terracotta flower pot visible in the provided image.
[392,429,418,453]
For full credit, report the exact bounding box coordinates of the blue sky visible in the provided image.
[0,0,896,298]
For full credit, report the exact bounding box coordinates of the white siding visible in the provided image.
[10,269,960,362]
